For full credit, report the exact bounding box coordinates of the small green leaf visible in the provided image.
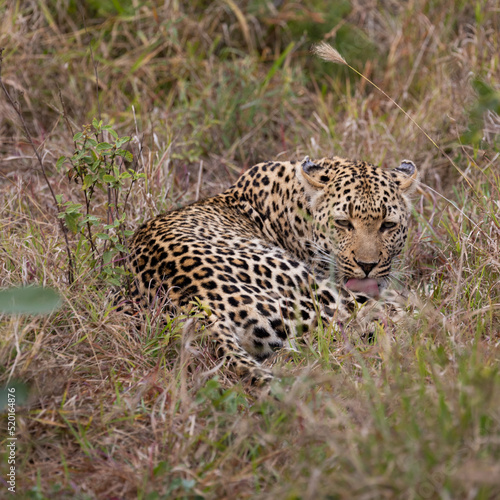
[82,174,94,190]
[71,150,83,161]
[73,132,83,141]
[102,251,114,264]
[109,268,128,279]
[0,286,61,315]
[117,136,131,146]
[64,212,81,233]
[63,202,83,214]
[82,154,94,165]
[96,233,110,240]
[55,194,63,204]
[116,149,133,161]
[102,174,115,183]
[104,220,120,230]
[91,158,103,172]
[82,215,100,224]
[56,156,66,169]
[96,142,113,152]
[108,128,119,140]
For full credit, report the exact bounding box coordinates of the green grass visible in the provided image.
[1,0,500,498]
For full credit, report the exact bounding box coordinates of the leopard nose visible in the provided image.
[355,260,378,277]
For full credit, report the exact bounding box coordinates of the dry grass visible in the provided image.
[1,0,500,498]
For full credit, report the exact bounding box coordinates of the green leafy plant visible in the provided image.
[56,119,145,285]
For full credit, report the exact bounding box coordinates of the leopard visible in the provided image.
[116,156,418,384]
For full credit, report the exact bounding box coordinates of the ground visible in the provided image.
[0,1,499,498]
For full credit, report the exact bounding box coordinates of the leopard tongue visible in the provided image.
[345,278,380,298]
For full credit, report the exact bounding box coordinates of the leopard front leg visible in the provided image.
[205,289,333,384]
[349,289,408,327]
[208,319,274,386]
[315,282,408,340]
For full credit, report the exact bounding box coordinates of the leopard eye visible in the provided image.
[380,221,397,231]
[335,219,354,230]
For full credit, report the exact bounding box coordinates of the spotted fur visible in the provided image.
[117,156,418,383]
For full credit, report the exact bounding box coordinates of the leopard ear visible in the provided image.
[392,160,418,193]
[299,156,326,189]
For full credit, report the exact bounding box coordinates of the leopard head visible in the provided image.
[297,156,418,293]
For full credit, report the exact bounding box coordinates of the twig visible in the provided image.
[57,86,76,145]
[88,35,101,128]
[132,105,146,170]
[0,47,74,284]
[195,160,203,201]
[78,5,101,136]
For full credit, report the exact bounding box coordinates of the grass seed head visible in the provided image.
[311,42,347,65]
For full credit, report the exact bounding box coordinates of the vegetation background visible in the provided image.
[0,0,499,498]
